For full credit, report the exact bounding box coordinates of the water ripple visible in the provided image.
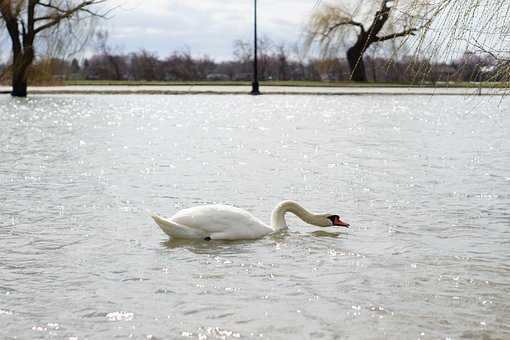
[0,95,509,339]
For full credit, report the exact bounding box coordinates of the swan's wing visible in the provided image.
[171,205,271,239]
[151,214,206,239]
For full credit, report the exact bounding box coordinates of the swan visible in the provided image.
[151,200,349,241]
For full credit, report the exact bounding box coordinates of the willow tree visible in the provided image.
[307,0,427,81]
[418,0,510,83]
[0,0,108,97]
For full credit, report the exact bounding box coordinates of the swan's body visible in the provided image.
[151,200,349,240]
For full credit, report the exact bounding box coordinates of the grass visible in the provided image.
[61,80,509,88]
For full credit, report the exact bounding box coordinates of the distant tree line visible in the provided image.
[1,1,508,96]
[0,36,504,84]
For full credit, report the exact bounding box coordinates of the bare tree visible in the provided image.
[232,36,275,80]
[0,0,109,97]
[130,49,161,81]
[95,29,125,80]
[275,43,289,80]
[306,0,427,81]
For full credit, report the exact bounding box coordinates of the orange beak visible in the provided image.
[332,216,350,228]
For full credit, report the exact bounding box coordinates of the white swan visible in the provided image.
[151,200,349,241]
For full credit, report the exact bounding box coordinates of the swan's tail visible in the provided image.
[150,213,204,239]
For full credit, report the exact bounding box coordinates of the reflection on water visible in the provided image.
[162,238,259,255]
[1,94,509,339]
[308,230,343,238]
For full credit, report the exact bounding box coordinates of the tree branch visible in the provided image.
[0,3,22,54]
[365,0,392,42]
[36,1,72,13]
[323,20,365,37]
[33,0,107,35]
[20,18,27,43]
[26,0,36,46]
[374,28,417,42]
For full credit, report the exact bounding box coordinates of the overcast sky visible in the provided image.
[105,0,320,60]
[99,0,509,61]
[1,0,507,62]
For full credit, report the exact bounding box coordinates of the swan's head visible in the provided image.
[314,214,350,228]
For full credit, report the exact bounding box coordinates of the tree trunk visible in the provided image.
[11,51,33,98]
[347,44,368,82]
[12,74,28,97]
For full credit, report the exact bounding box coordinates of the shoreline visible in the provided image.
[0,84,507,96]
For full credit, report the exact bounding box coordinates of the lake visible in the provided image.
[1,94,509,339]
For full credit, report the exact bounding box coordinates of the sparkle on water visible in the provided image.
[0,94,509,339]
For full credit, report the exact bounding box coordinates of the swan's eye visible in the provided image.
[327,215,339,224]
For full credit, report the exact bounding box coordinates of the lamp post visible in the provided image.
[251,0,261,95]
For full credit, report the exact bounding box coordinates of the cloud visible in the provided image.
[103,0,316,59]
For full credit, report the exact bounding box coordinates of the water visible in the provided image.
[0,94,509,339]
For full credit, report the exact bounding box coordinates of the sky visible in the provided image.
[104,0,321,60]
[93,0,510,62]
[0,0,507,63]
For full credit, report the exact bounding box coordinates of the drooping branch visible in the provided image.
[306,0,426,82]
[308,4,363,38]
[307,0,422,55]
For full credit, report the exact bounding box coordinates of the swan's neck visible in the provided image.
[270,201,318,230]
